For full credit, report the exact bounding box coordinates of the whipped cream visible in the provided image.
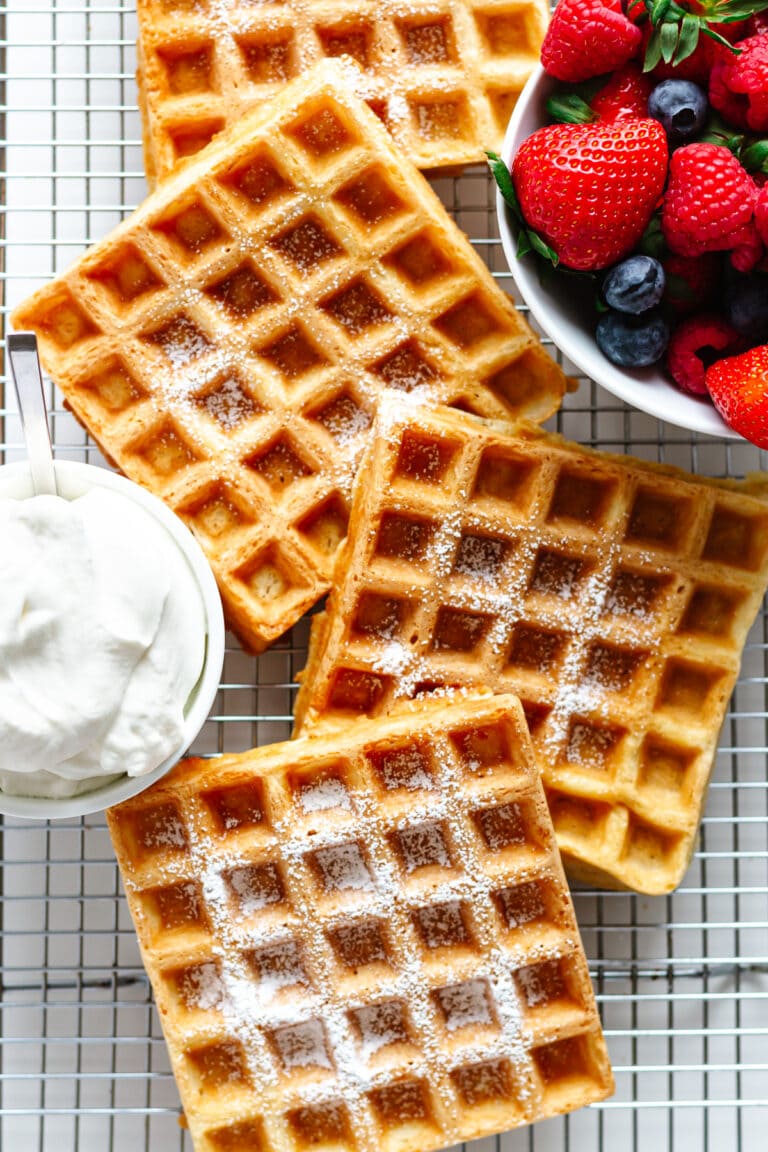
[0,488,206,798]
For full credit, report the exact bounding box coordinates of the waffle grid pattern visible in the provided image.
[108,695,612,1152]
[293,407,768,894]
[136,0,548,184]
[11,61,565,654]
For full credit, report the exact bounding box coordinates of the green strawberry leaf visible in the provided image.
[644,26,664,72]
[700,24,742,51]
[651,0,674,23]
[660,20,681,64]
[707,0,768,22]
[517,232,533,260]
[673,14,700,64]
[529,232,560,266]
[486,151,521,218]
[487,151,559,268]
[546,93,595,124]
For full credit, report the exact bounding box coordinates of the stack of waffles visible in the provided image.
[12,33,768,1152]
[135,0,549,185]
[108,694,614,1151]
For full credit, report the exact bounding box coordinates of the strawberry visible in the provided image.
[511,118,668,271]
[661,143,758,268]
[710,34,768,131]
[591,64,653,120]
[641,20,733,84]
[541,0,642,83]
[706,345,768,448]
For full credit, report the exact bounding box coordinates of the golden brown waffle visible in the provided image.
[12,62,566,654]
[108,692,613,1151]
[294,405,768,895]
[136,0,548,184]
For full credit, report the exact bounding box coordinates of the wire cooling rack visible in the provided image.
[1,2,767,1149]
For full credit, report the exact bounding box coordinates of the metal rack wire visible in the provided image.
[0,2,766,1149]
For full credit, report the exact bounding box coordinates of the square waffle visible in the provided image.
[108,692,613,1151]
[136,0,549,184]
[293,405,768,894]
[11,60,567,654]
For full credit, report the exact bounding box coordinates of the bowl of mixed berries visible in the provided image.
[493,0,768,447]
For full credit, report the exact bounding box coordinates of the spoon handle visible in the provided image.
[7,332,58,497]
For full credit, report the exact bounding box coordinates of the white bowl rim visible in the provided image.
[0,460,225,820]
[496,63,741,441]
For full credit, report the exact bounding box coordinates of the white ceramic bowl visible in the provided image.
[0,460,225,819]
[496,64,739,440]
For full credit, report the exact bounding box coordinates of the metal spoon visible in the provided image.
[7,332,58,497]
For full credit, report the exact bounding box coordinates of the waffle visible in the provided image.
[11,61,567,654]
[294,405,768,895]
[108,692,613,1151]
[136,0,549,184]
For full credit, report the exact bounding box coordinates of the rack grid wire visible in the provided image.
[1,2,766,1150]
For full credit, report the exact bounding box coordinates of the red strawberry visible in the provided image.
[591,64,653,120]
[662,253,719,313]
[641,19,735,84]
[541,0,642,83]
[662,143,758,268]
[666,314,741,396]
[710,35,768,131]
[512,119,667,271]
[706,345,768,448]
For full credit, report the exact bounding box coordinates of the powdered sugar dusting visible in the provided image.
[454,533,508,581]
[515,959,563,1009]
[437,980,493,1032]
[228,862,284,914]
[199,376,256,429]
[396,821,451,872]
[272,1019,333,1070]
[312,842,374,891]
[134,804,187,852]
[377,746,433,791]
[354,1001,408,1057]
[178,961,227,1011]
[298,776,351,813]
[151,315,211,367]
[122,696,601,1138]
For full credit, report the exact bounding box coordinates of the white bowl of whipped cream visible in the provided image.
[0,459,225,819]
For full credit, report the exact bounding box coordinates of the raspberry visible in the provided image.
[666,314,741,396]
[755,183,768,247]
[661,143,758,266]
[730,220,764,274]
[709,35,768,132]
[541,0,642,83]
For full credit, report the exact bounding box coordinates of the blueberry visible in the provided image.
[648,80,708,146]
[596,309,670,368]
[602,255,665,314]
[724,266,768,343]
